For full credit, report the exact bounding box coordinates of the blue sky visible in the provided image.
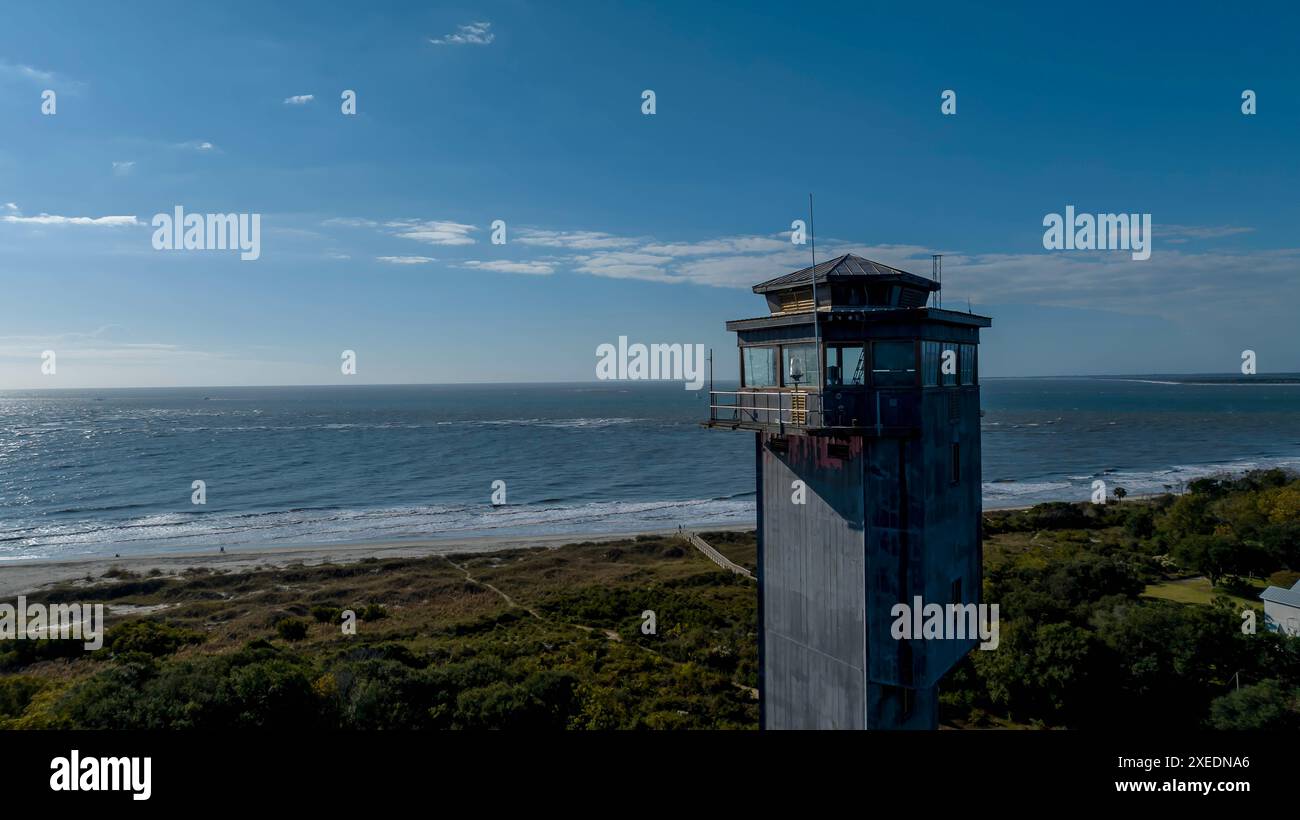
[2,1,1298,388]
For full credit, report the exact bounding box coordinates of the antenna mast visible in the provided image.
[931,253,943,309]
[808,194,821,387]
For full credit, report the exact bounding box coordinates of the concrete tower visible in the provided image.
[705,254,992,729]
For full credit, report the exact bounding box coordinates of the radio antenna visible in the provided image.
[931,253,943,309]
[808,194,821,386]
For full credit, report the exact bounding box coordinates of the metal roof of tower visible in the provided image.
[752,253,941,294]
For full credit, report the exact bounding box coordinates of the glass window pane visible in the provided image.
[922,341,940,386]
[783,344,819,389]
[742,346,777,387]
[872,341,915,387]
[826,346,864,386]
[941,345,958,386]
[960,344,976,385]
[842,346,864,385]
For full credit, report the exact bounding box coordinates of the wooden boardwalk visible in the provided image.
[685,532,754,580]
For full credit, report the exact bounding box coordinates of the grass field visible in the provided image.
[1142,576,1267,610]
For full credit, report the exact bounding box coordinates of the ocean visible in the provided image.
[2,378,1299,562]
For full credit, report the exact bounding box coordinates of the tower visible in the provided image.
[705,254,991,729]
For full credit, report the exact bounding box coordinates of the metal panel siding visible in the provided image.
[864,435,907,687]
[737,308,990,730]
[755,433,766,729]
[760,433,866,729]
[910,386,983,686]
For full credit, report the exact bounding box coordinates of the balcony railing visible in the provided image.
[706,387,924,433]
[707,390,825,430]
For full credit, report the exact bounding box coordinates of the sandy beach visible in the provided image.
[0,493,1163,600]
[0,527,748,600]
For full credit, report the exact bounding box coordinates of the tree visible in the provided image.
[1156,492,1214,545]
[1208,679,1300,730]
[1113,487,1127,502]
[1172,533,1237,587]
[1091,600,1251,727]
[972,621,1096,725]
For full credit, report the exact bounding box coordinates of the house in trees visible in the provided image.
[1260,579,1300,637]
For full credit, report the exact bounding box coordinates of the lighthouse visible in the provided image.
[705,253,991,729]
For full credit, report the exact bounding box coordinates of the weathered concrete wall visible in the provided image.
[758,389,983,729]
[915,386,983,685]
[862,433,911,690]
[759,432,866,729]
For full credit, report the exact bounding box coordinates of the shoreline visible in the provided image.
[0,493,1169,600]
[985,489,1170,510]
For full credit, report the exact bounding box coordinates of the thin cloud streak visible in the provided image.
[376,255,437,264]
[326,213,1297,321]
[428,22,495,46]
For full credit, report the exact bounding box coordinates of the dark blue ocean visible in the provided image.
[2,379,1299,562]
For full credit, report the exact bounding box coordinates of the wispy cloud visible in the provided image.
[570,249,686,283]
[377,255,438,264]
[387,220,477,246]
[514,229,639,250]
[173,140,219,153]
[0,326,320,393]
[111,161,135,176]
[429,21,495,46]
[457,260,554,275]
[563,232,820,287]
[1157,224,1255,243]
[0,205,142,227]
[640,236,792,257]
[283,94,314,105]
[325,213,1298,322]
[570,233,1300,326]
[0,60,64,85]
[500,225,1300,324]
[0,328,218,364]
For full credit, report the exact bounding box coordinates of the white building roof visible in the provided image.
[1260,579,1300,607]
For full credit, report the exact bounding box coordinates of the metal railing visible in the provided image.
[684,532,754,580]
[707,389,824,429]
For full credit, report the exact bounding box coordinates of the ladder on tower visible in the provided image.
[789,392,807,425]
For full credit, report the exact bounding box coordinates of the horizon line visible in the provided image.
[1,371,1296,392]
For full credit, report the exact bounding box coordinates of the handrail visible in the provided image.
[707,388,824,428]
[686,532,754,580]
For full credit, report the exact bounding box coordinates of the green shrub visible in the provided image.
[0,675,45,718]
[107,620,204,657]
[310,605,343,624]
[275,618,309,642]
[1208,679,1300,730]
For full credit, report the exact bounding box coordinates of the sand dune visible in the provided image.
[0,528,733,599]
